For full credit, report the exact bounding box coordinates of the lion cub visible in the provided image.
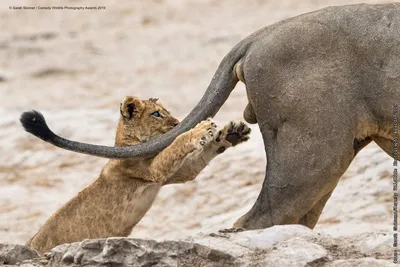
[27,96,251,255]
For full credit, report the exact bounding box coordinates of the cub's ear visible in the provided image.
[120,96,145,119]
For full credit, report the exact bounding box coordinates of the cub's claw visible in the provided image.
[219,121,251,146]
[191,118,218,149]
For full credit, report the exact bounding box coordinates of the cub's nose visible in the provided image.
[171,118,179,127]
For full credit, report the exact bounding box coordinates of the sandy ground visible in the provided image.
[0,0,396,257]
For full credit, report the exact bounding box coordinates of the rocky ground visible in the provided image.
[0,225,397,266]
[0,0,398,266]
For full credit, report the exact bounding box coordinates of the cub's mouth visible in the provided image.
[158,125,174,134]
[164,122,180,133]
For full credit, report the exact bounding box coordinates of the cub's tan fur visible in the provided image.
[27,96,250,255]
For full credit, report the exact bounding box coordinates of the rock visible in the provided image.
[230,224,318,249]
[259,237,328,267]
[190,225,326,267]
[48,238,238,267]
[325,258,398,267]
[0,244,39,265]
[1,225,397,266]
[357,232,392,254]
[187,233,252,258]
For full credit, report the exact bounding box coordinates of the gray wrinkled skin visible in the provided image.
[21,3,400,230]
[234,3,400,229]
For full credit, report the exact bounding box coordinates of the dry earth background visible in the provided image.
[0,0,397,261]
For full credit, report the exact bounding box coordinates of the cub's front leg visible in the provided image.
[148,119,217,183]
[214,121,251,150]
[165,121,251,185]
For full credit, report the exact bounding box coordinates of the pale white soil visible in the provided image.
[0,0,395,260]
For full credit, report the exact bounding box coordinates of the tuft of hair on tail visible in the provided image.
[20,110,56,142]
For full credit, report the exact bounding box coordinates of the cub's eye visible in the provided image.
[151,111,162,118]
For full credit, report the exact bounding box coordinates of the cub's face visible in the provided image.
[119,96,180,142]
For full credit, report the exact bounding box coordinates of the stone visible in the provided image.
[259,237,328,267]
[0,244,39,265]
[230,224,318,249]
[48,238,238,267]
[325,258,398,267]
[1,225,397,267]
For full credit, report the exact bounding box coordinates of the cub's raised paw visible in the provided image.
[190,118,218,149]
[217,121,251,146]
